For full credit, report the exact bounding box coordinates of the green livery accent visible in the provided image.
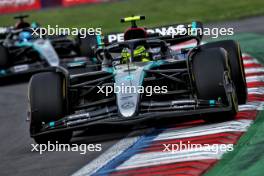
[17,42,42,57]
[209,100,216,106]
[143,60,165,70]
[49,121,55,127]
[96,35,103,49]
[191,21,197,29]
[102,67,114,74]
[67,61,86,67]
[140,60,165,85]
[16,42,33,47]
[123,75,134,81]
[0,69,6,75]
[92,57,97,63]
[191,21,197,36]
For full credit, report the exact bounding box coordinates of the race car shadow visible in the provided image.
[71,126,134,144]
[70,114,226,144]
[0,75,32,86]
[70,112,234,145]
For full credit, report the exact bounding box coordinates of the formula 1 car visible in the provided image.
[0,15,97,79]
[0,15,40,44]
[28,16,247,144]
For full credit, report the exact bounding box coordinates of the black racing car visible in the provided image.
[0,15,98,79]
[28,16,247,144]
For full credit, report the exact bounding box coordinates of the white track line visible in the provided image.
[114,120,253,171]
[248,87,264,94]
[116,146,226,171]
[154,120,251,141]
[245,68,264,74]
[72,130,151,176]
[239,102,264,111]
[246,75,264,82]
[243,59,259,64]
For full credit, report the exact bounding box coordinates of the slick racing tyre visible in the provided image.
[29,72,72,144]
[0,45,9,68]
[201,40,247,104]
[77,34,100,71]
[192,47,238,121]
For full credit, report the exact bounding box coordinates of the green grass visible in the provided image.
[205,111,264,176]
[208,33,264,65]
[0,0,264,33]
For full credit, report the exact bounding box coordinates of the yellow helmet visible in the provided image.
[121,45,150,64]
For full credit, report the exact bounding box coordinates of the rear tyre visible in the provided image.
[78,34,98,58]
[29,72,72,144]
[0,45,9,68]
[201,40,247,104]
[77,34,100,71]
[192,48,237,122]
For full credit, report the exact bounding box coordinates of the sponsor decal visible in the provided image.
[62,0,113,7]
[121,101,135,109]
[0,0,35,6]
[13,64,29,72]
[67,61,86,67]
[0,27,8,34]
[0,0,41,14]
[107,25,185,43]
[106,24,233,43]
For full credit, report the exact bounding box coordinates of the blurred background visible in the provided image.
[0,0,264,33]
[1,1,264,176]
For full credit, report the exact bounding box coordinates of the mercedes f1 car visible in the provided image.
[28,16,247,144]
[0,15,97,79]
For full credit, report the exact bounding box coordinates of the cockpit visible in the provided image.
[96,38,171,67]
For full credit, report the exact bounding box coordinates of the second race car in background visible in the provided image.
[0,15,99,80]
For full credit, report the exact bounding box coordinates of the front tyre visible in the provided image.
[192,47,238,122]
[0,45,9,68]
[29,72,72,144]
[202,40,247,104]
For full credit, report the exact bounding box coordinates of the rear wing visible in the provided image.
[102,21,203,45]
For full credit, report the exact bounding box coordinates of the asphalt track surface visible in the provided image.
[1,16,264,176]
